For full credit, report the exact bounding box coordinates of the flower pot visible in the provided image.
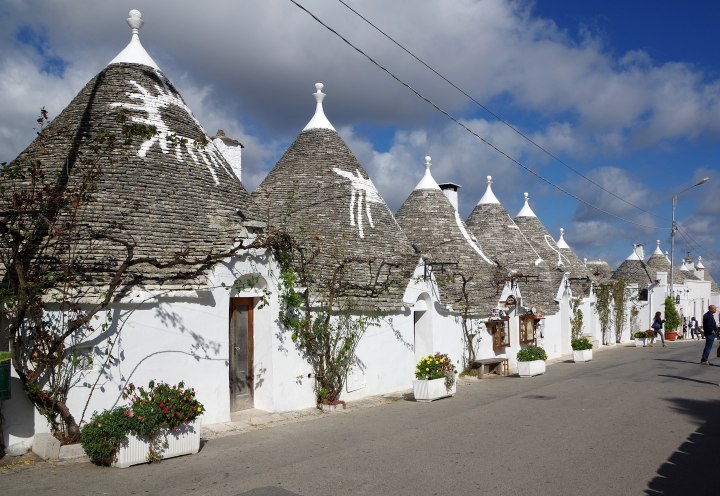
[634,338,646,347]
[572,349,592,362]
[665,331,678,341]
[517,359,546,377]
[113,419,201,468]
[412,378,456,402]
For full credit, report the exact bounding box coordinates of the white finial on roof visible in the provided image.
[653,240,663,255]
[556,227,570,249]
[109,10,160,69]
[696,256,705,269]
[414,156,440,190]
[478,175,500,205]
[303,83,336,131]
[665,250,671,263]
[626,244,642,261]
[516,192,537,217]
[583,257,587,267]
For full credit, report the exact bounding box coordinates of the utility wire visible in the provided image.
[335,0,664,222]
[288,0,668,231]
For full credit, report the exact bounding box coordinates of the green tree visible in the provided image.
[663,296,682,332]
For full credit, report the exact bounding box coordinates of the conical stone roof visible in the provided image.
[396,158,498,313]
[250,84,415,310]
[612,247,656,286]
[2,11,251,295]
[585,260,614,283]
[554,227,594,296]
[466,177,558,313]
[646,240,684,284]
[513,193,591,298]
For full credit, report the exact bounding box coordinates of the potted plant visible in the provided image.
[0,351,10,401]
[413,353,457,402]
[633,331,648,347]
[81,380,203,467]
[571,337,593,362]
[516,345,548,377]
[663,296,682,341]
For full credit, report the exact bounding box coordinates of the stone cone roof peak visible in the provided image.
[556,227,570,249]
[516,192,537,217]
[414,156,440,190]
[696,256,705,269]
[303,83,335,131]
[653,240,663,255]
[109,10,160,69]
[478,175,500,205]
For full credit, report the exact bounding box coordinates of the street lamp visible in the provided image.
[670,177,710,296]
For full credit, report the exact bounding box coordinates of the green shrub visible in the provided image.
[633,331,647,339]
[0,351,11,363]
[81,407,133,465]
[571,337,593,351]
[517,345,547,362]
[80,380,204,465]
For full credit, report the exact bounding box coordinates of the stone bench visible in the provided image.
[472,358,509,379]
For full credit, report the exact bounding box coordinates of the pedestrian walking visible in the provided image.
[689,317,700,340]
[650,311,666,347]
[700,304,717,364]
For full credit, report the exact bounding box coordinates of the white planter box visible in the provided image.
[635,338,646,347]
[573,349,592,362]
[113,419,201,468]
[517,360,546,377]
[413,377,456,402]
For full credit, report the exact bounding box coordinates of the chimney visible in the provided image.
[632,243,645,260]
[211,130,244,182]
[438,182,461,211]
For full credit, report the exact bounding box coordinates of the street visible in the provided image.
[3,341,718,495]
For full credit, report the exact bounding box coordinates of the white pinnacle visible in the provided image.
[303,83,336,131]
[653,240,663,255]
[414,156,440,190]
[109,10,160,69]
[696,256,705,269]
[516,192,537,217]
[478,175,500,204]
[556,227,570,249]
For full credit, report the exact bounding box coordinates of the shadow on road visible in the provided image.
[236,488,302,496]
[645,397,720,494]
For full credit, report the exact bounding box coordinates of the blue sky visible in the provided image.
[1,0,718,275]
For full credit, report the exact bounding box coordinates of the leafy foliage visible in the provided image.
[264,228,386,405]
[80,407,133,465]
[571,337,593,351]
[570,298,584,340]
[663,296,682,332]
[594,283,613,345]
[81,380,203,465]
[633,331,649,339]
[517,345,548,362]
[414,353,457,391]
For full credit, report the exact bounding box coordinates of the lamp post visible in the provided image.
[669,177,710,296]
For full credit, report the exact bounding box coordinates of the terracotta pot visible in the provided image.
[666,331,678,341]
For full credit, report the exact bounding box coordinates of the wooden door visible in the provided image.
[229,298,254,411]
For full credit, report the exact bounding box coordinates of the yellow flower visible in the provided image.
[197,407,202,412]
[425,367,429,371]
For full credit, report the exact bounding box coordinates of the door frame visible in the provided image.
[229,297,255,411]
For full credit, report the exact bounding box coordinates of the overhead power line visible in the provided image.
[335,0,664,222]
[288,0,667,231]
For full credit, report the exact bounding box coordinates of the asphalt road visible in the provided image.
[3,341,719,495]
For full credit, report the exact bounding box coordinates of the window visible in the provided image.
[487,319,510,350]
[520,316,537,344]
[71,346,95,372]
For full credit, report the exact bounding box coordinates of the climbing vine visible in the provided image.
[263,229,390,405]
[595,283,613,345]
